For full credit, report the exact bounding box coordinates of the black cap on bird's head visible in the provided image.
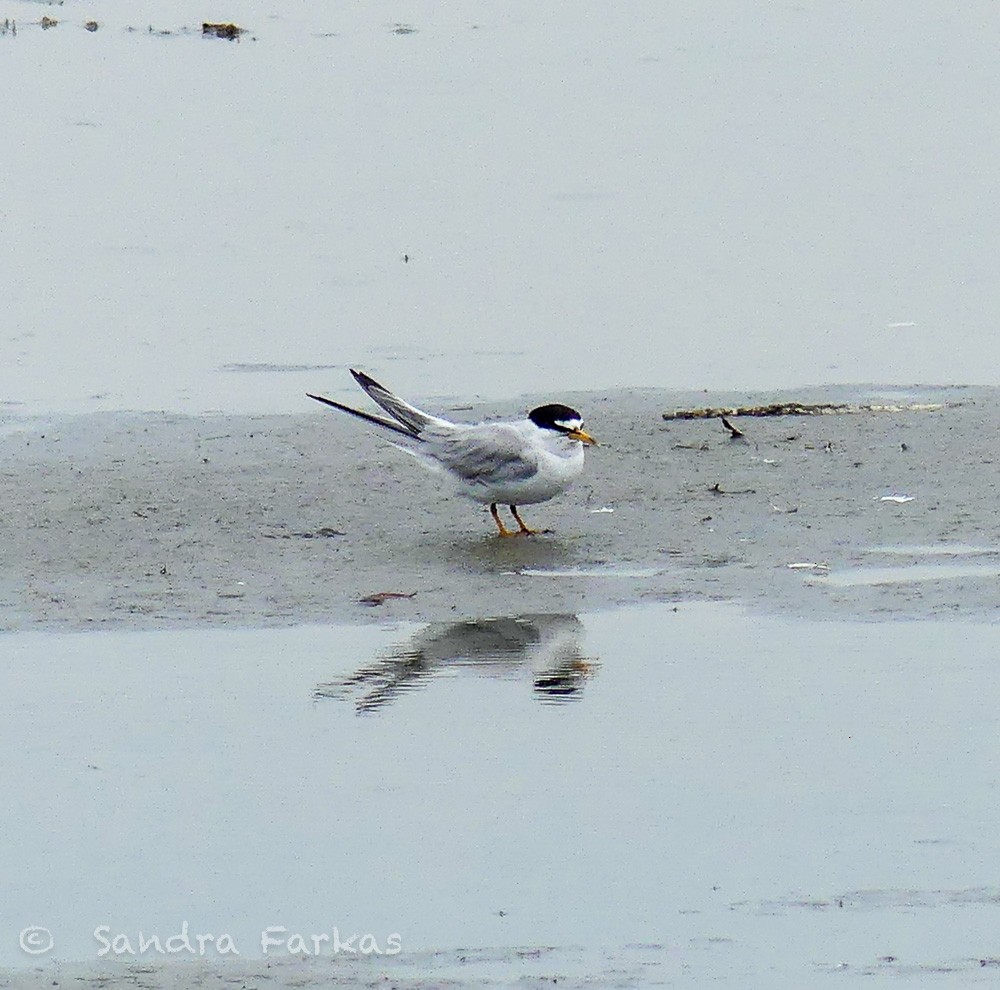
[528,404,598,445]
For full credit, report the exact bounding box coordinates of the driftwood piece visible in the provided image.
[203,21,245,39]
[663,401,948,421]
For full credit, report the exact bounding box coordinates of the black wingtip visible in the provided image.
[350,368,381,390]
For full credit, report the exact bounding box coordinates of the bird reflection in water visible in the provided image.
[314,614,598,713]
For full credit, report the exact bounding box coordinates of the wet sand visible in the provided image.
[0,947,672,990]
[1,384,996,633]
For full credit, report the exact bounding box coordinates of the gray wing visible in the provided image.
[422,423,539,488]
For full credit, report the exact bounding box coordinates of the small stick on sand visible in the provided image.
[708,483,756,496]
[720,415,745,439]
[358,591,417,607]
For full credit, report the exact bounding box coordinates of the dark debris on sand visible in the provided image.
[202,21,245,39]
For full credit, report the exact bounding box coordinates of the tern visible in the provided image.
[307,370,597,536]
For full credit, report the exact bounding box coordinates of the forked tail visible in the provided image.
[305,392,420,440]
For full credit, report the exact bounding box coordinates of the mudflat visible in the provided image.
[1,384,993,632]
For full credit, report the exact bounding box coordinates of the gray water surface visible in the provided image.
[5,1,1000,414]
[4,602,1000,984]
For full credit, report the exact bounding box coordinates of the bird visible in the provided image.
[314,614,596,712]
[307,369,597,536]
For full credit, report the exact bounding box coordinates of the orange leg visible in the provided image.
[510,505,540,535]
[490,503,516,537]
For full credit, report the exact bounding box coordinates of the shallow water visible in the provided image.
[816,561,1000,587]
[5,2,1000,415]
[816,544,1000,587]
[6,602,1000,984]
